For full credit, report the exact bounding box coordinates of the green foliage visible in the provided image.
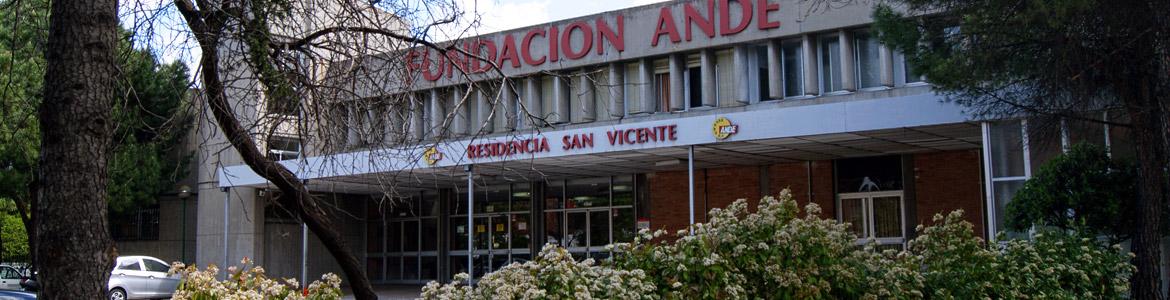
[905,211,1134,299]
[0,0,49,206]
[424,190,1134,299]
[0,200,28,262]
[1006,143,1138,239]
[108,32,194,213]
[872,0,1153,117]
[0,0,193,215]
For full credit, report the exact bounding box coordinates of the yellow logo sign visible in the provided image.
[423,147,444,165]
[712,116,739,140]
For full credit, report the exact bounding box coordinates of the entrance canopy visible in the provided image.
[217,93,981,193]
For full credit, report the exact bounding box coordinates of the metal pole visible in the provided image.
[465,165,474,281]
[301,222,308,286]
[688,146,695,234]
[222,187,230,274]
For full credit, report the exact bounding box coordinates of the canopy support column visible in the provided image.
[688,146,696,234]
[465,165,475,281]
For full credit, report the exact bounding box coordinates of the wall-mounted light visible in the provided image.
[178,185,192,199]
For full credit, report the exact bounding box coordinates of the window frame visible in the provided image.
[837,190,906,247]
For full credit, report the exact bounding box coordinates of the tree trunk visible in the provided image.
[173,2,377,298]
[1123,78,1168,300]
[36,0,119,297]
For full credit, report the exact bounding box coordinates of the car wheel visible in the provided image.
[108,288,127,300]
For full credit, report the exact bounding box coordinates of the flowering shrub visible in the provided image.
[168,257,343,300]
[612,190,907,299]
[424,189,1134,299]
[909,211,1134,299]
[421,244,657,300]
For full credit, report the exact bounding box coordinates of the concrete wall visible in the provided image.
[261,194,367,285]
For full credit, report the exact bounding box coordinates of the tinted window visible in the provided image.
[144,259,170,272]
[836,155,904,193]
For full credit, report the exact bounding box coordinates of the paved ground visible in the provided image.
[341,285,423,300]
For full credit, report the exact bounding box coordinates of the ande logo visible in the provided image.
[712,117,739,140]
[423,147,444,165]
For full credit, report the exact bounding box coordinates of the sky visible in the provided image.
[119,0,669,80]
[454,0,667,33]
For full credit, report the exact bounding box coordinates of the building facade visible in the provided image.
[189,0,1166,290]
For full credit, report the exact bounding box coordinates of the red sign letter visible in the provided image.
[498,34,521,68]
[521,28,547,66]
[719,0,752,36]
[596,16,625,55]
[684,0,715,41]
[652,7,681,47]
[757,0,780,30]
[562,21,594,60]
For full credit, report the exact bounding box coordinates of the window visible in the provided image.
[110,207,159,241]
[545,175,640,260]
[143,258,170,272]
[623,63,641,114]
[985,120,1029,239]
[782,41,804,97]
[819,34,843,93]
[541,75,556,121]
[755,45,771,101]
[267,136,301,161]
[450,184,532,278]
[654,72,670,112]
[840,193,905,249]
[0,267,20,279]
[370,192,443,283]
[687,66,702,108]
[117,259,142,271]
[836,156,905,249]
[904,57,925,84]
[266,94,301,116]
[854,30,882,89]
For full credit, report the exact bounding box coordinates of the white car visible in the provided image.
[108,256,180,300]
[0,266,25,291]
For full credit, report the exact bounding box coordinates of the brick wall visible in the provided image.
[700,166,760,219]
[912,150,986,239]
[647,151,987,240]
[648,166,759,233]
[648,170,696,234]
[768,161,835,218]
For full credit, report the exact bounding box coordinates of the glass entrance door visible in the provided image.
[471,215,512,276]
[559,208,613,259]
[450,183,532,278]
[838,191,905,249]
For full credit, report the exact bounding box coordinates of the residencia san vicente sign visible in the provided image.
[466,125,682,160]
[403,0,785,82]
[462,116,739,161]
